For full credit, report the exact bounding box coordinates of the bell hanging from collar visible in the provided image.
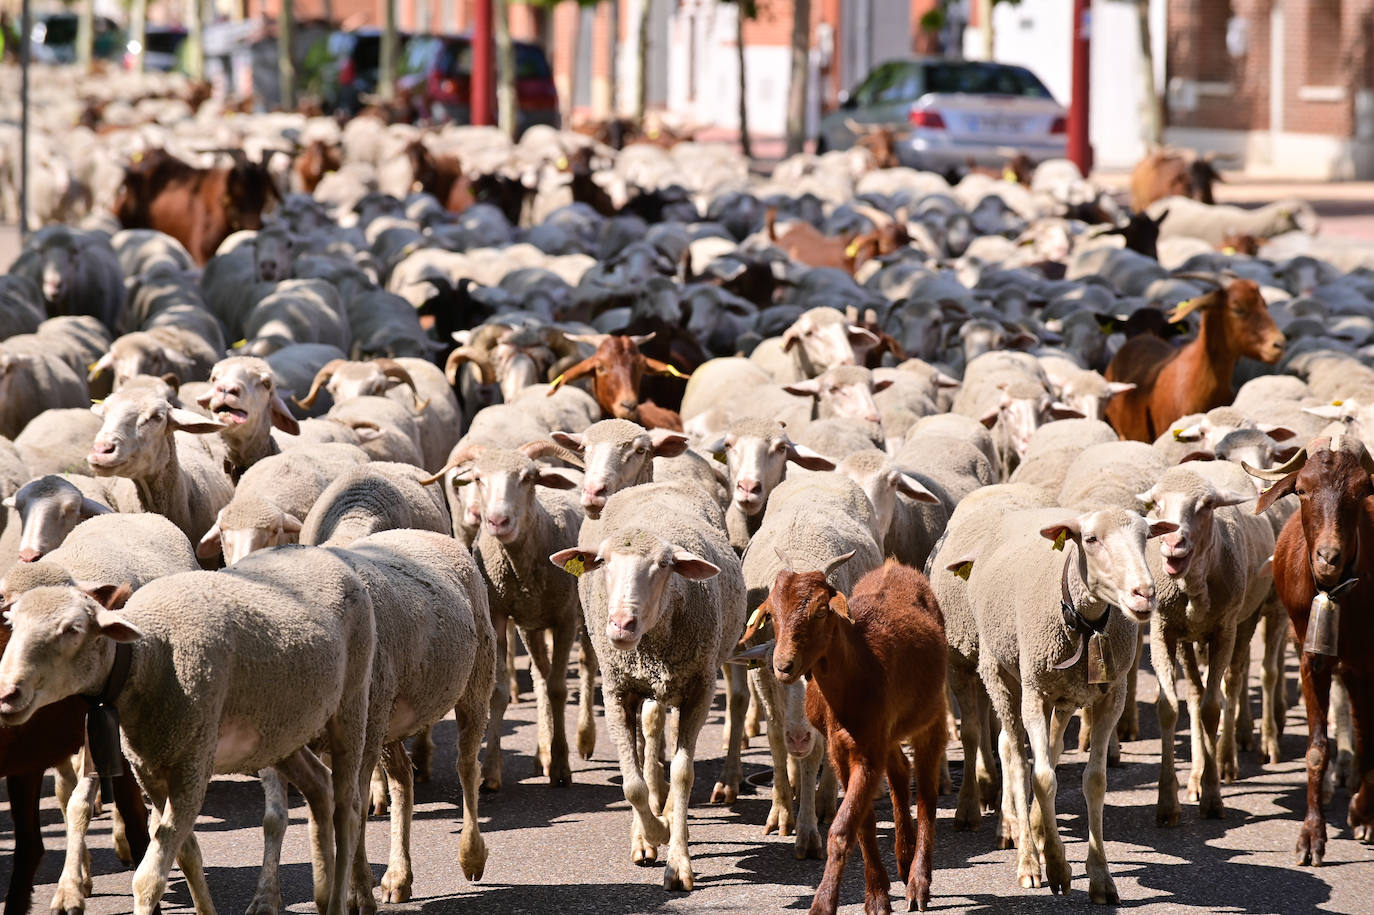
[1305,579,1356,656]
[1085,631,1114,685]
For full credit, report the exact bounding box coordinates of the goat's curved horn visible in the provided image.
[445,347,496,386]
[373,358,429,411]
[418,444,486,486]
[292,359,346,409]
[821,550,857,580]
[774,546,793,572]
[1242,448,1309,482]
[518,440,586,468]
[1166,289,1224,323]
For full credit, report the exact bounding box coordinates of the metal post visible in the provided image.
[1068,0,1092,174]
[19,0,30,238]
[471,0,493,125]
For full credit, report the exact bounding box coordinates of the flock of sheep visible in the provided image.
[0,66,1372,914]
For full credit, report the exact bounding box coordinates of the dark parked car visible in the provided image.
[396,34,558,133]
[320,28,414,115]
[124,26,187,72]
[30,13,124,64]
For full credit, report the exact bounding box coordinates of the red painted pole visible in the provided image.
[471,0,494,125]
[1068,0,1092,174]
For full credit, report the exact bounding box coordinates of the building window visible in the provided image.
[1196,0,1234,82]
[1307,0,1344,86]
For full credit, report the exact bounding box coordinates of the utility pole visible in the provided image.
[19,0,30,238]
[472,0,493,125]
[1068,0,1092,174]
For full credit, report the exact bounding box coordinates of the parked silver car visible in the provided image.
[818,58,1067,172]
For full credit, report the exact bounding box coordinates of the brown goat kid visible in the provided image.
[759,556,948,914]
[293,139,342,194]
[1245,435,1374,866]
[1129,150,1223,211]
[1104,279,1284,442]
[545,333,688,430]
[765,208,908,275]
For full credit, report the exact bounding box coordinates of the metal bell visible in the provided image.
[85,705,124,804]
[1086,632,1114,685]
[1305,590,1341,656]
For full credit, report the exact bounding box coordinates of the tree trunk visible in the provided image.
[380,0,398,100]
[322,0,334,27]
[1137,0,1163,147]
[279,0,296,110]
[129,0,147,74]
[560,4,580,127]
[736,4,750,158]
[76,0,92,71]
[635,0,650,121]
[785,0,810,155]
[608,0,620,115]
[495,0,517,137]
[186,0,204,81]
[977,0,994,59]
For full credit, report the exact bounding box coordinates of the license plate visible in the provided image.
[979,116,1022,134]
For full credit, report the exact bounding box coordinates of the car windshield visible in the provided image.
[41,17,77,45]
[145,32,184,54]
[923,62,1052,99]
[352,36,380,71]
[438,41,550,79]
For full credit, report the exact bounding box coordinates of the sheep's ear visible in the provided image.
[1,496,13,509]
[1172,423,1202,442]
[1039,519,1081,545]
[79,498,112,519]
[1180,450,1215,462]
[1302,404,1345,420]
[551,431,587,454]
[167,408,225,434]
[1106,381,1137,396]
[270,394,300,435]
[977,405,1001,429]
[873,378,895,393]
[195,387,214,407]
[537,468,580,490]
[280,513,303,534]
[1254,471,1299,514]
[671,548,720,580]
[1147,520,1179,538]
[782,379,821,398]
[648,429,689,458]
[1211,490,1254,509]
[944,554,976,580]
[90,402,105,418]
[847,325,881,347]
[895,472,939,504]
[1048,401,1086,420]
[93,607,143,643]
[549,547,602,576]
[87,352,113,382]
[1256,423,1296,442]
[785,441,835,471]
[160,373,182,389]
[83,582,133,612]
[196,524,222,559]
[1136,487,1156,507]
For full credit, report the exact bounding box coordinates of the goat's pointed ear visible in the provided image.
[648,429,689,457]
[270,393,300,434]
[1255,471,1299,514]
[1152,208,1170,226]
[671,548,720,580]
[828,592,852,621]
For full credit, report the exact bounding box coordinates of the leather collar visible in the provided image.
[84,640,132,709]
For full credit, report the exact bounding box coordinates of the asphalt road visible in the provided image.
[1,640,1371,915]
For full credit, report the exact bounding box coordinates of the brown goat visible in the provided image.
[1246,435,1374,864]
[765,207,903,275]
[844,120,903,169]
[755,556,947,914]
[1104,279,1285,441]
[1129,150,1224,212]
[405,141,477,213]
[293,139,342,194]
[545,333,687,430]
[963,152,1033,186]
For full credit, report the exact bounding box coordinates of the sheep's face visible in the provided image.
[555,423,689,518]
[203,502,303,566]
[0,585,141,727]
[709,427,835,517]
[253,229,294,283]
[781,310,877,374]
[90,384,224,478]
[783,367,890,425]
[3,478,108,563]
[1039,509,1172,622]
[980,389,1056,462]
[552,534,719,651]
[1057,372,1135,424]
[325,363,391,403]
[1140,475,1251,579]
[198,358,296,442]
[958,319,1005,365]
[460,455,578,544]
[39,245,73,304]
[0,352,35,404]
[837,457,938,543]
[492,343,547,403]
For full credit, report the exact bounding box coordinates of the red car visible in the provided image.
[397,35,559,133]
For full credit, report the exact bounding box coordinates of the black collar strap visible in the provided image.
[1059,547,1111,637]
[85,640,132,708]
[82,641,132,803]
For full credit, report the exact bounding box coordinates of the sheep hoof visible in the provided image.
[1155,802,1180,828]
[709,782,738,806]
[244,893,282,915]
[548,758,573,788]
[952,801,980,832]
[663,852,694,892]
[480,776,501,793]
[578,729,597,760]
[1046,860,1071,895]
[1219,758,1239,784]
[1018,872,1041,890]
[1089,879,1120,905]
[1198,793,1224,819]
[794,824,824,860]
[380,875,412,904]
[631,833,659,865]
[1116,719,1139,743]
[863,894,892,915]
[997,832,1016,850]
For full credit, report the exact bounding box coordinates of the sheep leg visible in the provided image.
[410,725,434,784]
[175,832,215,915]
[520,625,555,777]
[712,663,749,805]
[950,665,986,830]
[604,688,670,865]
[978,693,1000,813]
[454,658,491,881]
[1343,672,1374,842]
[278,750,337,915]
[324,714,366,915]
[1332,678,1357,793]
[1023,693,1070,895]
[1260,601,1287,764]
[523,622,574,787]
[52,774,100,915]
[111,784,135,866]
[1186,626,1232,818]
[1152,628,1183,827]
[1117,629,1144,742]
[576,629,599,760]
[130,766,210,915]
[369,764,390,816]
[1219,618,1254,784]
[378,741,415,903]
[809,738,874,915]
[794,738,827,860]
[745,674,764,739]
[1084,686,1125,904]
[663,679,711,892]
[506,617,521,702]
[481,610,512,792]
[750,666,797,836]
[987,668,1039,884]
[5,773,44,915]
[817,755,838,825]
[644,699,670,813]
[247,768,289,915]
[1297,651,1335,866]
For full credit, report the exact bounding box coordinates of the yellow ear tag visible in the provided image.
[87,361,101,373]
[953,561,973,581]
[556,156,569,170]
[1002,167,1017,182]
[1172,428,1184,441]
[746,604,766,630]
[1222,246,1236,255]
[548,373,566,392]
[1098,321,1115,333]
[90,398,103,405]
[664,365,688,379]
[563,557,585,577]
[647,127,661,139]
[131,151,143,163]
[1052,530,1068,551]
[712,450,727,464]
[844,239,863,258]
[231,338,247,349]
[1333,400,1344,407]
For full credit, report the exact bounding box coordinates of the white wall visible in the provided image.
[991,0,1166,169]
[667,1,794,136]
